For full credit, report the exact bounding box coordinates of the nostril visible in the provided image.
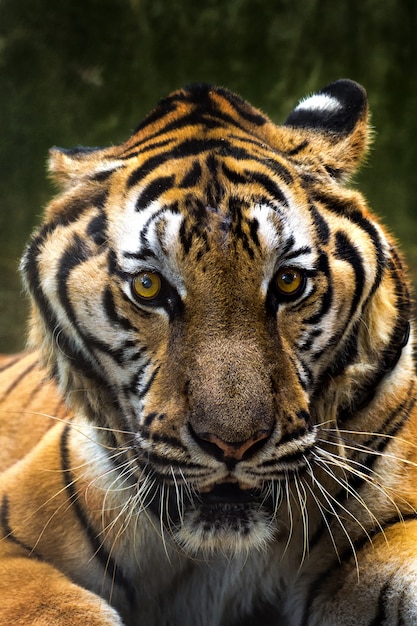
[189,428,227,464]
[188,423,272,466]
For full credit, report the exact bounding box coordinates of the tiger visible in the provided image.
[0,78,416,626]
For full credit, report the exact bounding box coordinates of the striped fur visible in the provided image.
[1,80,417,625]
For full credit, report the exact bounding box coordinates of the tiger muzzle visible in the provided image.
[186,337,277,465]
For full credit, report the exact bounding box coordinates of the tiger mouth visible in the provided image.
[148,480,275,526]
[197,482,266,506]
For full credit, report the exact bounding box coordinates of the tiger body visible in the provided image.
[1,80,417,625]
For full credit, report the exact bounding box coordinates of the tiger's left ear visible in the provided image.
[48,146,119,190]
[284,79,370,180]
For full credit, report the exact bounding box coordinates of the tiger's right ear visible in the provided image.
[48,146,118,189]
[283,79,370,180]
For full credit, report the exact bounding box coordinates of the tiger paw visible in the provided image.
[0,559,124,626]
[305,551,417,626]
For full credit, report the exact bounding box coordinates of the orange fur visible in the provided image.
[1,81,417,625]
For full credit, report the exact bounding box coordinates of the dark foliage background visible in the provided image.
[1,0,416,351]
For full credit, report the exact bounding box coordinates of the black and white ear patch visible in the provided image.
[285,79,367,135]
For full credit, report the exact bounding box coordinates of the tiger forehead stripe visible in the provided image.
[121,85,267,162]
[120,87,296,212]
[125,139,294,202]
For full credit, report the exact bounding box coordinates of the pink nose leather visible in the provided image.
[197,429,271,461]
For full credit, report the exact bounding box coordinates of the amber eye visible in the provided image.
[132,271,162,301]
[275,267,305,297]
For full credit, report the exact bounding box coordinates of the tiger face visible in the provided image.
[21,80,409,557]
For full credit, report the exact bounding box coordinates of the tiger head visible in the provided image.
[21,80,412,555]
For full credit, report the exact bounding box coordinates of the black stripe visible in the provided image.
[368,581,391,626]
[205,154,224,207]
[221,162,289,207]
[311,191,355,218]
[135,174,175,210]
[337,320,412,423]
[0,495,43,559]
[286,139,309,157]
[119,137,174,161]
[301,511,417,625]
[138,203,180,250]
[334,230,365,320]
[57,237,135,368]
[174,137,244,160]
[20,376,48,410]
[60,425,136,607]
[102,287,137,333]
[262,157,294,186]
[89,167,121,183]
[319,322,359,379]
[309,204,330,245]
[0,353,26,374]
[133,95,178,134]
[351,210,386,297]
[304,252,333,325]
[179,160,202,188]
[213,86,267,126]
[246,170,289,207]
[124,358,152,395]
[126,152,172,189]
[141,429,188,451]
[48,189,109,230]
[221,162,248,186]
[153,97,262,138]
[311,193,386,297]
[141,449,203,470]
[23,232,102,384]
[283,245,313,263]
[309,392,415,555]
[0,360,37,401]
[137,365,160,400]
[227,198,257,259]
[249,217,261,249]
[344,396,416,488]
[363,391,415,454]
[397,590,407,626]
[87,211,108,247]
[143,411,159,427]
[179,219,206,255]
[56,236,90,325]
[339,393,414,496]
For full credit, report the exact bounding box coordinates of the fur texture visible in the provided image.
[0,80,416,625]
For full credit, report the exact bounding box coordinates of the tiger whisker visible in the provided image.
[159,482,173,564]
[282,472,294,558]
[292,473,309,568]
[313,446,411,523]
[311,449,388,541]
[321,429,417,469]
[304,459,361,578]
[302,458,342,563]
[170,467,185,527]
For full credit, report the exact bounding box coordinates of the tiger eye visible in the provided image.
[275,267,305,296]
[132,271,162,300]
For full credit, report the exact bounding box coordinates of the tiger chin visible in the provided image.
[1,79,417,626]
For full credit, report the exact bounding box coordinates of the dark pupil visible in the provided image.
[142,275,153,289]
[282,272,296,284]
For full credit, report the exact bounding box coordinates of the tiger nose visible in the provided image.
[190,427,272,466]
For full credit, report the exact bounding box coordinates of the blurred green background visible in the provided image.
[1,0,416,352]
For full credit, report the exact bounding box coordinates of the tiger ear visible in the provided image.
[48,146,114,189]
[284,79,370,179]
